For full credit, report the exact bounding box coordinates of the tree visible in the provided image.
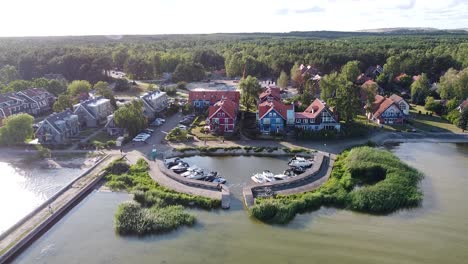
[277,71,288,88]
[46,79,67,96]
[0,65,20,84]
[335,81,360,122]
[94,81,116,108]
[115,79,130,91]
[53,94,74,112]
[320,72,340,103]
[410,73,430,105]
[68,80,91,97]
[438,68,459,99]
[458,107,468,131]
[0,114,34,145]
[172,62,205,82]
[340,61,360,83]
[239,75,262,111]
[290,63,305,90]
[424,96,444,115]
[225,52,243,78]
[7,80,34,91]
[362,80,378,111]
[114,100,147,137]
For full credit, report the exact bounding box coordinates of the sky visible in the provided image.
[0,0,467,36]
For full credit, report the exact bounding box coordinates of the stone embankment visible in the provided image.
[243,153,336,208]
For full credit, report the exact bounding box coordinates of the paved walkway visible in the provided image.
[0,155,116,260]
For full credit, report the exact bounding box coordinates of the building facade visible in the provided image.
[189,90,240,109]
[294,99,341,131]
[140,90,168,119]
[207,99,238,134]
[35,110,80,145]
[367,95,405,124]
[73,97,113,127]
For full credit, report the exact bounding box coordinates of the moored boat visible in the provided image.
[288,156,313,168]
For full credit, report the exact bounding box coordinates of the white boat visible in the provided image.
[212,177,226,184]
[273,174,290,180]
[180,166,203,177]
[288,156,313,168]
[251,170,275,183]
[187,171,206,180]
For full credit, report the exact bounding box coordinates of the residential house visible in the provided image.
[207,98,238,134]
[140,90,168,119]
[299,64,319,76]
[16,88,55,115]
[257,100,294,134]
[189,90,240,109]
[259,86,281,102]
[73,97,113,127]
[0,88,55,125]
[389,94,410,116]
[294,99,341,131]
[105,114,124,136]
[366,95,405,125]
[457,99,468,113]
[365,65,384,78]
[35,110,80,145]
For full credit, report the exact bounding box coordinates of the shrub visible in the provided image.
[114,201,195,236]
[251,147,424,223]
[106,159,130,174]
[106,140,116,148]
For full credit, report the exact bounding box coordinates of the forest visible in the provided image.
[0,31,467,87]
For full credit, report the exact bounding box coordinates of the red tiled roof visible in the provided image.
[259,86,281,101]
[295,99,326,119]
[258,100,292,120]
[389,94,404,104]
[189,90,240,105]
[460,99,468,110]
[208,99,237,119]
[395,73,408,82]
[371,95,400,118]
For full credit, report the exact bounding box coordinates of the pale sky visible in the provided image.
[0,0,467,36]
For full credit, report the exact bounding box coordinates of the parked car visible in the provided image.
[150,120,162,127]
[143,128,155,134]
[180,118,192,125]
[155,118,166,123]
[132,133,150,142]
[177,125,188,131]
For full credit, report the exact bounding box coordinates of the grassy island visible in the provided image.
[251,146,424,224]
[106,158,220,236]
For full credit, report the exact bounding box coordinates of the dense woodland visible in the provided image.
[0,32,467,86]
[0,32,467,133]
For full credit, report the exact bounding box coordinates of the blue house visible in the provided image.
[257,100,294,134]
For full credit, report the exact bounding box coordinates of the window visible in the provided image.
[303,119,308,124]
[322,111,334,123]
[213,118,219,124]
[263,118,270,124]
[296,119,301,124]
[224,118,229,123]
[276,118,282,123]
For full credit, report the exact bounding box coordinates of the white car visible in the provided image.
[177,125,188,131]
[155,118,166,123]
[132,133,150,142]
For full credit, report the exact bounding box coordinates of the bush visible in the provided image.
[106,159,130,174]
[106,140,116,148]
[251,147,424,223]
[114,201,195,236]
[176,81,187,90]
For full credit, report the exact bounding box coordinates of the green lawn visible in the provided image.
[89,131,116,143]
[409,104,461,133]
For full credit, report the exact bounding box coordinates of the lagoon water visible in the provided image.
[0,162,84,235]
[12,143,468,264]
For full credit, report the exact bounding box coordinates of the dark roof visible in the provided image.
[44,109,75,133]
[259,87,281,101]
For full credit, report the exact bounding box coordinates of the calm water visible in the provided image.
[0,162,85,235]
[13,143,468,264]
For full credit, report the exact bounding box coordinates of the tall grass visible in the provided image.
[251,147,424,224]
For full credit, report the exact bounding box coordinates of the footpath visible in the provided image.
[0,155,118,263]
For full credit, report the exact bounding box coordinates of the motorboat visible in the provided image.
[165,158,181,168]
[171,162,189,173]
[187,171,206,180]
[212,177,227,184]
[251,170,275,183]
[273,174,290,180]
[292,166,307,174]
[288,156,313,168]
[180,166,203,177]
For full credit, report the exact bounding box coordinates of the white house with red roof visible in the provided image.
[366,95,404,124]
[389,94,410,115]
[206,98,238,134]
[294,99,340,131]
